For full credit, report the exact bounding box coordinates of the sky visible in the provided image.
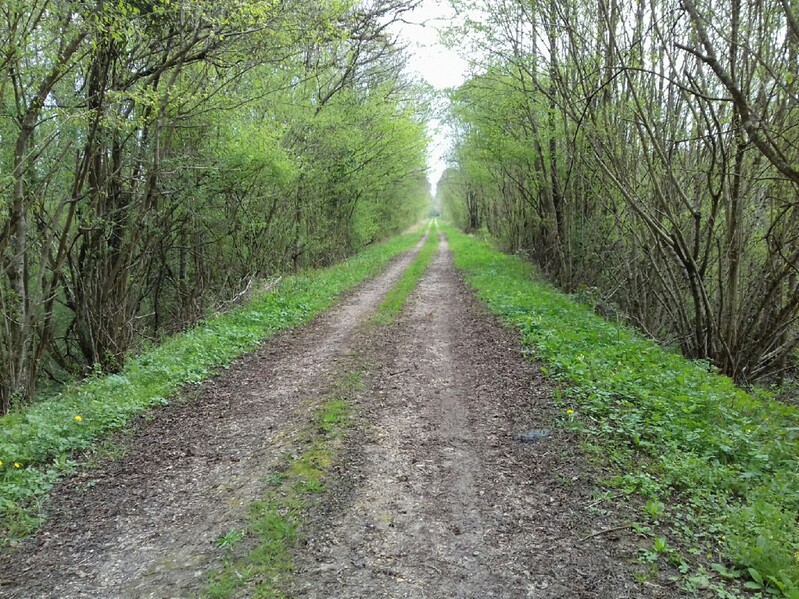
[388,1,469,196]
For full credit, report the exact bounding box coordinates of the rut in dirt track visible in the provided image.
[4,230,677,599]
[2,235,427,599]
[292,234,673,599]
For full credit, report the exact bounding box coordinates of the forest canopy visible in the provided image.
[0,0,431,413]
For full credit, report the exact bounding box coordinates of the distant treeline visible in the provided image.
[441,0,799,384]
[0,0,430,412]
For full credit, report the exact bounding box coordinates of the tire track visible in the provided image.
[1,235,428,599]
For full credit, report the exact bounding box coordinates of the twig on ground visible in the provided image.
[584,494,619,510]
[578,524,631,543]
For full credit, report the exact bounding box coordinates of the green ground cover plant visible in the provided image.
[444,224,799,597]
[204,372,360,599]
[371,223,440,324]
[0,233,421,542]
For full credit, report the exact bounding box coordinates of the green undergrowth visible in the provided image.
[444,224,799,597]
[204,371,360,599]
[0,233,421,543]
[371,223,439,324]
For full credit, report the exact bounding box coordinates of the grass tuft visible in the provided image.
[204,373,358,599]
[371,225,439,324]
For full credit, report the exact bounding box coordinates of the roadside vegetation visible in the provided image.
[0,232,421,542]
[0,0,430,414]
[445,225,799,597]
[440,0,799,387]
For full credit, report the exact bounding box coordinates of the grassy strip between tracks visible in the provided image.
[0,231,422,542]
[444,224,799,598]
[204,371,360,599]
[206,229,440,597]
[371,224,439,324]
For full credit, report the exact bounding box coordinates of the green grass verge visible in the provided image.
[204,372,360,599]
[371,226,439,324]
[443,224,799,598]
[0,234,421,542]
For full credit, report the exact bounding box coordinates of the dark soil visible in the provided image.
[3,231,680,598]
[292,234,678,598]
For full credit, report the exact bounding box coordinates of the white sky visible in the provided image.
[389,1,469,195]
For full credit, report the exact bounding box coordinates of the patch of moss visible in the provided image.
[204,373,359,599]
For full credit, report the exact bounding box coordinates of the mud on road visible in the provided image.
[3,232,677,598]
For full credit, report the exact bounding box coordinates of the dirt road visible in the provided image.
[3,233,672,598]
[291,235,667,599]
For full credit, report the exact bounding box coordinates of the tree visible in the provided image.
[444,0,799,382]
[0,0,430,412]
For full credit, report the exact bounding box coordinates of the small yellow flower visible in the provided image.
[0,460,3,467]
[13,462,21,469]
[74,415,82,422]
[566,408,575,415]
